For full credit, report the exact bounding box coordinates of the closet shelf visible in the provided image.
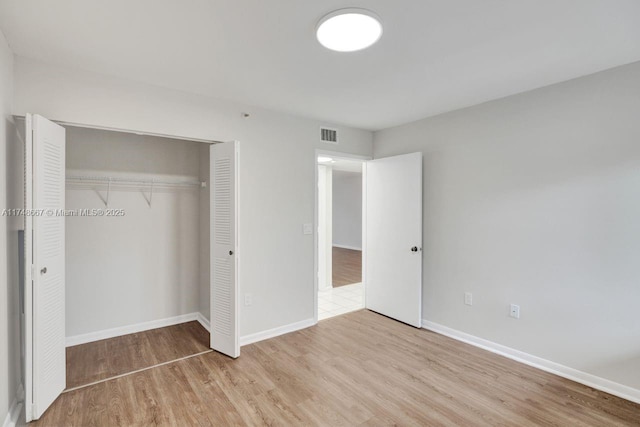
[66,174,206,207]
[66,174,206,189]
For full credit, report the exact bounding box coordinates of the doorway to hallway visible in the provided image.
[317,154,365,320]
[314,150,424,328]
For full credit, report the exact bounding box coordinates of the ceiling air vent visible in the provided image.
[320,127,338,144]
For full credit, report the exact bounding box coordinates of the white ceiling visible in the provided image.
[1,1,639,131]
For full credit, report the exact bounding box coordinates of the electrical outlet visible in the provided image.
[510,304,520,319]
[245,294,253,306]
[464,292,473,306]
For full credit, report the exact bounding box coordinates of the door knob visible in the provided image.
[40,267,47,274]
[229,250,234,256]
[411,247,418,252]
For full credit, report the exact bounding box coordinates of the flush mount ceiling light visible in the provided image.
[316,8,383,52]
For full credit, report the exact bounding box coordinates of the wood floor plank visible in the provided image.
[31,310,640,426]
[65,321,210,389]
[332,247,362,287]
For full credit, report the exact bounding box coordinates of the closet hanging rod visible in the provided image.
[66,175,206,188]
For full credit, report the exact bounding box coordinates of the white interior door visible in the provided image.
[365,152,422,327]
[210,141,239,358]
[24,114,66,421]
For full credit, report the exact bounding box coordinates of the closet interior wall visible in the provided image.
[64,126,208,339]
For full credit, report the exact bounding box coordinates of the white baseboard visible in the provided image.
[66,312,201,347]
[240,318,316,346]
[333,244,362,251]
[422,320,640,405]
[196,312,211,332]
[2,391,23,427]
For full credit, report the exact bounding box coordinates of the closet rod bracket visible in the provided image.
[105,179,111,207]
[148,180,154,207]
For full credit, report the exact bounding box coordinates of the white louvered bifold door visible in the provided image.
[210,141,239,358]
[31,114,66,419]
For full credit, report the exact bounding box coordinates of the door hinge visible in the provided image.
[31,265,36,276]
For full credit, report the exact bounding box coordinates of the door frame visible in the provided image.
[21,115,231,421]
[13,115,224,144]
[313,149,371,323]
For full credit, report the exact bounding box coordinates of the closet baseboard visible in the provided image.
[66,312,316,350]
[65,313,201,347]
[196,312,211,332]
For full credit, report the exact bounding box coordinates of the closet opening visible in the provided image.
[62,125,212,390]
[20,114,239,422]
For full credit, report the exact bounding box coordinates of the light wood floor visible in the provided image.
[66,321,209,389]
[332,246,362,287]
[31,310,640,426]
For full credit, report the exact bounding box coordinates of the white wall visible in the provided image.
[13,56,373,337]
[332,170,362,250]
[65,127,203,336]
[374,61,640,391]
[0,29,21,425]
